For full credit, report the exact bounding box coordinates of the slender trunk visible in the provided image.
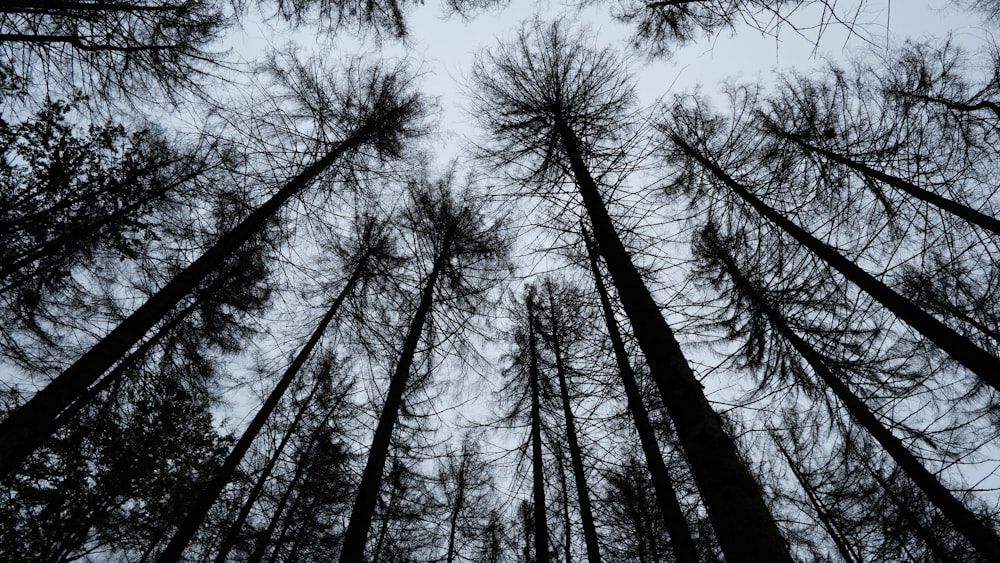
[778,316,1000,558]
[552,443,573,563]
[245,439,318,563]
[545,285,601,563]
[713,245,1000,560]
[770,126,1000,237]
[861,457,962,563]
[211,378,324,563]
[556,121,791,562]
[585,232,700,563]
[673,135,1000,390]
[337,242,450,563]
[158,267,363,562]
[445,461,466,563]
[769,432,859,563]
[0,128,373,479]
[528,295,552,563]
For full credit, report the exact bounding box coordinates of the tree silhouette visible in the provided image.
[0,59,428,479]
[471,20,791,562]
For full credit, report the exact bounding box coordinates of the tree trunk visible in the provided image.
[211,377,324,563]
[527,295,552,563]
[769,431,859,563]
[244,439,318,563]
[585,232,700,563]
[557,121,792,562]
[157,266,363,562]
[545,285,601,563]
[712,243,1000,560]
[0,127,376,479]
[337,241,450,563]
[673,134,1000,391]
[445,458,466,563]
[770,126,1000,237]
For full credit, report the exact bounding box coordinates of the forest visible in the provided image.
[2,0,1000,561]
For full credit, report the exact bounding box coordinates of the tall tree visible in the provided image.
[0,60,428,479]
[0,0,228,100]
[690,221,1000,559]
[470,20,792,562]
[337,175,509,561]
[665,128,1000,389]
[537,280,602,563]
[156,213,394,562]
[583,230,699,563]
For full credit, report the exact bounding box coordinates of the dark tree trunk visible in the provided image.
[673,135,1000,391]
[862,458,963,563]
[545,285,601,563]
[445,458,466,563]
[157,266,363,562]
[711,243,1000,560]
[552,442,573,563]
[770,127,1000,237]
[528,295,552,563]
[556,121,792,562]
[769,431,859,563]
[211,378,324,563]
[0,128,375,479]
[585,231,699,563]
[337,243,449,563]
[244,440,319,563]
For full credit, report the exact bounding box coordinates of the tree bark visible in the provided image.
[770,126,1000,237]
[557,121,792,562]
[673,134,1000,391]
[709,240,1000,559]
[0,125,375,479]
[527,295,552,563]
[157,266,363,562]
[337,240,450,563]
[544,284,601,563]
[585,232,700,563]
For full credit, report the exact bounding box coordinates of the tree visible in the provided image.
[665,125,1000,389]
[0,59,428,479]
[470,20,792,562]
[337,174,510,561]
[156,213,395,562]
[536,279,601,563]
[690,220,1000,559]
[583,230,699,563]
[433,434,500,563]
[0,0,228,101]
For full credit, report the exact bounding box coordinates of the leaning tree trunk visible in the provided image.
[770,126,1000,237]
[337,239,450,563]
[211,376,325,563]
[556,120,792,563]
[768,430,860,563]
[713,245,1000,560]
[157,265,364,563]
[245,438,320,563]
[0,124,379,479]
[673,135,1000,392]
[584,232,700,563]
[527,295,552,563]
[545,285,601,563]
[859,454,963,563]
